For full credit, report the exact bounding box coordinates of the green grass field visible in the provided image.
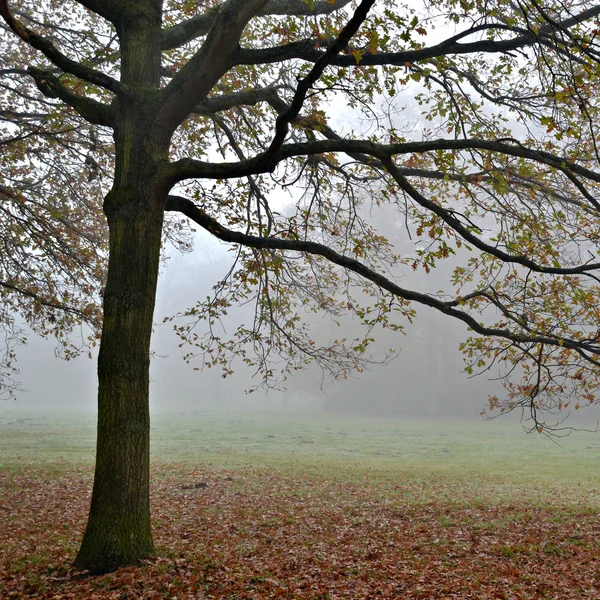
[2,408,600,487]
[2,409,600,598]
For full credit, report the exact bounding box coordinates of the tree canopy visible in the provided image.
[3,0,600,571]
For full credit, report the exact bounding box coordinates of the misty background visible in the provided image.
[0,217,508,419]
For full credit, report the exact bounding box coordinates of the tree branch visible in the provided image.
[0,0,27,39]
[28,67,114,126]
[166,137,600,186]
[165,135,600,277]
[236,5,600,67]
[0,279,97,322]
[260,0,352,16]
[165,194,600,360]
[0,0,124,94]
[262,0,376,163]
[161,0,352,50]
[160,11,217,51]
[194,85,280,116]
[74,0,119,24]
[155,0,269,135]
[380,156,600,278]
[265,90,385,169]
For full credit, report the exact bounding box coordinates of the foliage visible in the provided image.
[3,1,600,429]
[0,1,109,399]
[3,466,599,599]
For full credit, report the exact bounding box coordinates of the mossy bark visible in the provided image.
[73,195,163,574]
[74,1,167,573]
[74,122,168,573]
[71,0,262,573]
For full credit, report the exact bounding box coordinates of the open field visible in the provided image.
[1,409,600,598]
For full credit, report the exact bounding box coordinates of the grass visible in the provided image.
[2,407,600,488]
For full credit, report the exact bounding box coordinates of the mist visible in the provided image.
[5,201,599,426]
[0,224,506,421]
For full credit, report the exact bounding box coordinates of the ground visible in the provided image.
[1,410,600,598]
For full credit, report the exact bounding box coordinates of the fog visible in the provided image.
[0,47,563,425]
[5,194,600,426]
[7,235,600,428]
[1,220,505,420]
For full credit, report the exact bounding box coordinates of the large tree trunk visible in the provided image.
[74,99,168,577]
[73,2,166,573]
[74,191,164,573]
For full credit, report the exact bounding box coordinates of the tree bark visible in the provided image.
[73,105,168,572]
[73,190,164,573]
[72,1,167,573]
[73,99,167,577]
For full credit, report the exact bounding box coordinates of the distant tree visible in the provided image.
[3,0,600,573]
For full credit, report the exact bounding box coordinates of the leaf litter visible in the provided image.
[1,465,600,599]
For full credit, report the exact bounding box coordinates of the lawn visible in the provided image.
[1,409,600,598]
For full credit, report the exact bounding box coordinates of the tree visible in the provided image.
[4,0,600,573]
